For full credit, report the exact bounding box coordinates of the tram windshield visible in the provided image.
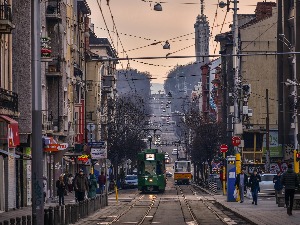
[142,161,163,176]
[175,161,191,173]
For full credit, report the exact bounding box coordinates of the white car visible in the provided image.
[259,173,276,194]
[123,175,138,188]
[172,149,178,155]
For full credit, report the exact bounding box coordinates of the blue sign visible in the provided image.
[88,141,106,147]
[227,156,236,202]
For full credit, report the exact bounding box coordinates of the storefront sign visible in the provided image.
[78,154,89,163]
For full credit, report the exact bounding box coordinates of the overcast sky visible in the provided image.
[87,0,263,83]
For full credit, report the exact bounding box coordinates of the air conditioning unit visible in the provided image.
[248,108,253,117]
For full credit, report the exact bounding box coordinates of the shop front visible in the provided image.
[0,115,20,211]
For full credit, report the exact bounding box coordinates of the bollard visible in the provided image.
[54,206,60,225]
[10,218,16,225]
[48,207,54,225]
[26,215,31,225]
[61,205,65,225]
[65,204,70,225]
[16,217,21,225]
[70,205,74,224]
[3,221,9,225]
[75,203,80,222]
[44,208,49,225]
[21,216,26,225]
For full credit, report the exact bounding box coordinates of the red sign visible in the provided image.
[232,136,241,147]
[220,144,228,153]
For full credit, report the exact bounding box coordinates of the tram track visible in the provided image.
[177,185,199,225]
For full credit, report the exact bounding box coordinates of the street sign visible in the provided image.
[220,144,228,153]
[232,136,241,146]
[89,141,107,159]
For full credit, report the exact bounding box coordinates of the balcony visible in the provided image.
[0,3,15,33]
[0,87,18,116]
[45,2,62,21]
[46,58,62,76]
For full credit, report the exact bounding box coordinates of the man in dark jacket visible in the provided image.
[235,168,248,203]
[249,170,261,205]
[74,169,89,202]
[273,171,283,204]
[281,164,299,215]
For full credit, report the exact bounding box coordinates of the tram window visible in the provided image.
[144,161,157,176]
[175,161,191,173]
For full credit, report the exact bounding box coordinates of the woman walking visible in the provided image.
[249,170,261,205]
[56,175,66,206]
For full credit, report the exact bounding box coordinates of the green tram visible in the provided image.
[137,149,166,192]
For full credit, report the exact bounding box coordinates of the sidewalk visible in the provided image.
[0,192,77,223]
[199,186,300,225]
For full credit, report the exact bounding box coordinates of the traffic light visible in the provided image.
[296,151,300,161]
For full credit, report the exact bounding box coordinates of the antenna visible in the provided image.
[200,0,204,16]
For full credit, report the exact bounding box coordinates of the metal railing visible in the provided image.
[0,194,108,225]
[0,3,12,21]
[0,87,18,113]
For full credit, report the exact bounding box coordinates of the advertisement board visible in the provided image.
[262,130,282,157]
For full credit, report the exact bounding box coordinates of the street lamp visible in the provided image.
[148,135,152,149]
[279,33,298,151]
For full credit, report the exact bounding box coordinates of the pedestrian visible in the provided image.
[56,175,66,206]
[43,176,47,203]
[273,171,283,204]
[234,167,248,203]
[281,164,299,215]
[74,169,89,202]
[73,173,79,202]
[88,174,98,199]
[68,174,73,193]
[63,172,69,196]
[249,169,261,205]
[98,171,106,194]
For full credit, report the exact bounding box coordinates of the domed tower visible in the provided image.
[194,0,210,64]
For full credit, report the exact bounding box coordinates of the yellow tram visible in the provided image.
[174,160,192,184]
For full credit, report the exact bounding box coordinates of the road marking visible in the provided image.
[186,221,197,225]
[145,216,153,217]
[122,222,138,224]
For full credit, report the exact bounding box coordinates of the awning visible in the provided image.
[0,149,20,158]
[0,115,20,148]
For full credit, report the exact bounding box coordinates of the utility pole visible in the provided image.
[266,89,270,172]
[31,0,44,224]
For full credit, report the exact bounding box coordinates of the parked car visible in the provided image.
[259,173,276,194]
[123,175,138,189]
[166,171,173,177]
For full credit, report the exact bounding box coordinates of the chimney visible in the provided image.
[255,2,276,21]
